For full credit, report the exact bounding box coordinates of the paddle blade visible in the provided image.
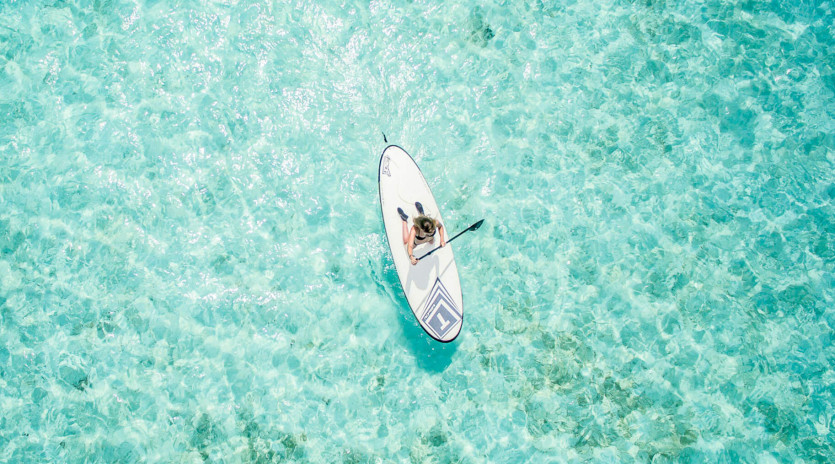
[469,219,485,231]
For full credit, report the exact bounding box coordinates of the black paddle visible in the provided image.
[416,219,485,261]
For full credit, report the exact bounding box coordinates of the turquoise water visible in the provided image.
[1,0,834,461]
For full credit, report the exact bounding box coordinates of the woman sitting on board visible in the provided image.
[398,202,446,265]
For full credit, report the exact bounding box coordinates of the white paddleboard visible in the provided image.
[378,145,463,342]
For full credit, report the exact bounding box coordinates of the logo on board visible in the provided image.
[381,156,391,177]
[421,278,461,338]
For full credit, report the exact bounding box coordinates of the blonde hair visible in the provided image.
[414,215,436,235]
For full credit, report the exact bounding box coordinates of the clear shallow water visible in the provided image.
[1,0,834,461]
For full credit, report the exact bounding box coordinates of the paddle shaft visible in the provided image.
[416,220,483,261]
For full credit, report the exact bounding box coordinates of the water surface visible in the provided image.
[1,0,834,462]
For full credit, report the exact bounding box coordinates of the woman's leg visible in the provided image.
[397,207,410,244]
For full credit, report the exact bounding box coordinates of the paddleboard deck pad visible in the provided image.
[378,145,463,342]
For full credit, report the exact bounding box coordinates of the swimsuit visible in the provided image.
[414,228,436,245]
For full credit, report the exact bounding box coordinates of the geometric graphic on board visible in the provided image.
[421,278,462,339]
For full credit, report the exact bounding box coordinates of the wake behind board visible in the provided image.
[378,145,463,342]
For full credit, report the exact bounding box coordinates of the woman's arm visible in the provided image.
[439,224,446,247]
[407,227,417,264]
